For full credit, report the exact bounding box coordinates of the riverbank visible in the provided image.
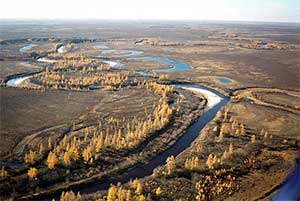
[16,86,210,200]
[86,95,298,201]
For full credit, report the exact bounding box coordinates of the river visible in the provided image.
[19,44,36,52]
[5,47,229,200]
[43,84,229,200]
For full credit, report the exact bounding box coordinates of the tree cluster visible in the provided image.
[184,156,200,170]
[106,179,147,201]
[60,190,81,201]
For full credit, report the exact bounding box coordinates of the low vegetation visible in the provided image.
[1,23,299,200]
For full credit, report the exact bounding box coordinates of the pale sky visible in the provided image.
[1,0,299,22]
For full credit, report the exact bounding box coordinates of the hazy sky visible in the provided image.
[1,0,299,22]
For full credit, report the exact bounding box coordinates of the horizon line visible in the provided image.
[0,18,299,24]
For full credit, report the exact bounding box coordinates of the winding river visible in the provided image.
[62,85,228,196]
[5,46,229,200]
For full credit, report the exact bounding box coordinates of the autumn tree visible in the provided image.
[107,185,117,201]
[39,143,44,155]
[47,151,58,169]
[132,179,143,195]
[159,74,170,80]
[166,155,176,175]
[82,145,93,163]
[235,128,240,135]
[60,190,81,201]
[231,119,237,130]
[240,123,246,135]
[221,150,229,164]
[220,123,230,135]
[213,126,218,132]
[63,151,71,167]
[206,154,219,169]
[138,195,146,201]
[217,130,224,143]
[95,132,103,152]
[48,137,52,149]
[27,167,38,179]
[223,110,228,121]
[24,150,37,164]
[185,156,200,170]
[229,143,234,155]
[70,146,80,161]
[155,187,162,196]
[221,143,234,163]
[125,190,132,201]
[251,135,256,143]
[0,166,8,178]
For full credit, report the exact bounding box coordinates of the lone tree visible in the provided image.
[166,155,176,175]
[206,154,215,169]
[156,187,162,196]
[27,167,38,179]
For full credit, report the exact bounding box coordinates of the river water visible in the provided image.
[6,75,32,87]
[102,49,144,57]
[216,77,232,84]
[129,56,192,73]
[19,44,36,52]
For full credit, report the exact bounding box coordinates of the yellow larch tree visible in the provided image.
[251,135,256,143]
[166,155,176,175]
[240,123,246,135]
[185,156,200,170]
[126,190,132,201]
[135,180,143,195]
[0,166,8,178]
[48,137,52,149]
[206,154,215,169]
[39,143,44,155]
[27,167,38,179]
[70,146,80,161]
[60,190,81,201]
[24,150,37,164]
[138,195,146,201]
[107,185,117,201]
[155,187,162,196]
[229,143,234,155]
[82,145,93,163]
[63,151,71,167]
[47,151,58,169]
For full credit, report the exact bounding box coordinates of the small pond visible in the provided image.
[216,77,232,84]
